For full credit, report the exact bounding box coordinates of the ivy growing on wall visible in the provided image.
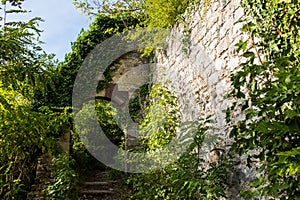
[50,14,141,107]
[73,0,201,55]
[125,83,232,199]
[228,0,300,198]
[138,83,180,151]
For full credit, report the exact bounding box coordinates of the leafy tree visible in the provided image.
[73,0,142,17]
[1,0,24,7]
[73,0,193,28]
[73,0,198,55]
[228,0,300,198]
[52,13,141,107]
[0,1,72,198]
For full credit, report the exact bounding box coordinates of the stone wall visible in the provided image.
[155,0,246,128]
[154,0,255,198]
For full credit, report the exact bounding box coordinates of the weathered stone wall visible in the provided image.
[155,0,246,128]
[154,0,255,198]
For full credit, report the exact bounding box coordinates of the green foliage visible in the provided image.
[129,117,231,199]
[75,99,123,147]
[141,0,192,28]
[0,2,74,199]
[56,13,142,173]
[129,83,152,123]
[73,0,143,17]
[74,0,197,28]
[1,0,24,7]
[46,154,79,200]
[139,83,180,150]
[132,0,197,55]
[55,13,141,107]
[228,0,300,198]
[0,87,72,199]
[73,99,124,170]
[126,84,231,199]
[73,0,199,55]
[0,2,55,98]
[96,99,124,145]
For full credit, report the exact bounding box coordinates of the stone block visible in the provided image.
[216,79,227,96]
[207,23,219,39]
[206,15,219,30]
[208,73,219,86]
[208,37,220,52]
[214,58,225,70]
[195,49,211,69]
[234,7,245,21]
[226,56,240,71]
[191,25,207,43]
[216,38,230,55]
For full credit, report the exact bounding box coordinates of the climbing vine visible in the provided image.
[228,0,300,198]
[73,0,201,55]
[126,83,232,199]
[53,14,141,107]
[138,83,180,150]
[46,154,79,200]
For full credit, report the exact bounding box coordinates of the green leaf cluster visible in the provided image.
[0,2,74,198]
[228,0,300,198]
[126,84,232,199]
[74,99,123,153]
[128,116,231,199]
[74,0,197,28]
[46,154,79,200]
[72,0,200,55]
[139,83,180,150]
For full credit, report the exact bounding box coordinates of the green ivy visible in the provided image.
[126,84,232,199]
[37,13,142,108]
[46,154,79,200]
[72,0,200,55]
[129,83,152,123]
[228,0,300,198]
[139,83,180,150]
[128,119,231,199]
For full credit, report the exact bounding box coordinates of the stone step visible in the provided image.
[84,181,118,185]
[30,184,40,191]
[80,189,116,195]
[26,191,45,200]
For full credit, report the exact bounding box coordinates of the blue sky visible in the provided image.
[10,0,91,61]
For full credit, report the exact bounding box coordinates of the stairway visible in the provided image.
[79,170,125,200]
[27,154,53,200]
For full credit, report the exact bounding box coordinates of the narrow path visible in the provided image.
[79,169,128,200]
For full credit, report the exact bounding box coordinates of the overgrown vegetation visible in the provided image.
[73,0,200,54]
[138,83,180,151]
[228,0,300,199]
[0,0,140,198]
[3,0,299,199]
[46,154,79,200]
[36,13,142,108]
[0,1,73,199]
[74,0,195,28]
[126,84,232,199]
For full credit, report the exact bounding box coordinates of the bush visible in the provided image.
[46,154,79,200]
